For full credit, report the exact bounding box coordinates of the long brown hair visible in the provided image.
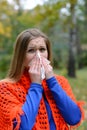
[7,28,52,80]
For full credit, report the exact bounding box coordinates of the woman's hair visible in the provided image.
[7,28,52,80]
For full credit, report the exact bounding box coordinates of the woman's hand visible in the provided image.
[28,56,42,84]
[42,57,54,80]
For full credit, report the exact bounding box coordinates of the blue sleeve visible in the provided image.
[19,83,43,130]
[46,77,81,125]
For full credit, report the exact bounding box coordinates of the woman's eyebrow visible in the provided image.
[28,46,35,48]
[28,45,46,48]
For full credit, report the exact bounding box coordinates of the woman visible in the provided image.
[0,28,84,130]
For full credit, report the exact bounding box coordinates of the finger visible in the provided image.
[41,57,50,66]
[31,57,41,75]
[34,56,40,70]
[42,59,49,68]
[28,56,36,67]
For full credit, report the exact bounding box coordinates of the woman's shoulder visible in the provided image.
[0,79,10,95]
[0,78,19,97]
[0,78,16,83]
[0,78,7,84]
[0,78,17,88]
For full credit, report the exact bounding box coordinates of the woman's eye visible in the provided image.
[27,49,35,53]
[40,48,46,52]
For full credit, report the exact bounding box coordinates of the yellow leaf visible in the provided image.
[0,22,5,34]
[5,26,11,37]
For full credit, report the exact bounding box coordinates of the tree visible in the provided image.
[67,1,77,77]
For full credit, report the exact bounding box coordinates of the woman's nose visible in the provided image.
[36,50,40,55]
[36,50,41,58]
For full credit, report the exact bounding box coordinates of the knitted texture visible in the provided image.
[0,70,84,130]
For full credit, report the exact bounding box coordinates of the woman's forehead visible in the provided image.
[28,37,46,47]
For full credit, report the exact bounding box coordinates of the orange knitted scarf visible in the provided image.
[0,70,84,130]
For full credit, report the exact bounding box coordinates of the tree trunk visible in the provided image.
[76,26,83,69]
[67,28,76,77]
[67,2,77,77]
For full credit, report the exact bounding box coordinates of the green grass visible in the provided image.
[54,68,87,130]
[68,68,87,102]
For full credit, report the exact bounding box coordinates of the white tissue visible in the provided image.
[37,52,45,80]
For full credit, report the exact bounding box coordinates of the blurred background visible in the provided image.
[0,0,87,129]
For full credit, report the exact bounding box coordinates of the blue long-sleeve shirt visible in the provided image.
[13,76,81,130]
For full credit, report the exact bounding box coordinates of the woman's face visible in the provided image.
[24,37,48,67]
